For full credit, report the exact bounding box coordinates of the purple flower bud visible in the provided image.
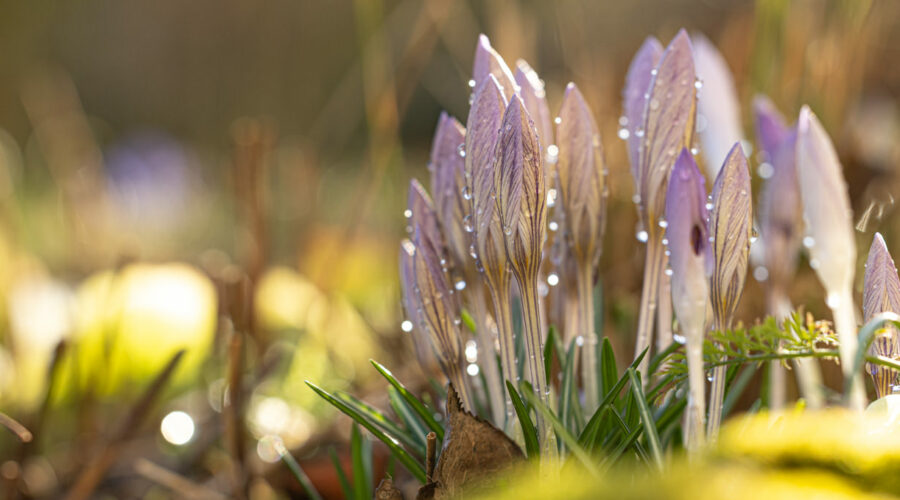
[399,240,437,370]
[472,34,518,100]
[623,36,663,186]
[795,106,856,295]
[665,148,712,333]
[709,143,752,329]
[555,83,606,269]
[639,29,698,229]
[466,75,510,287]
[754,97,802,290]
[863,233,900,397]
[495,95,546,279]
[514,60,553,161]
[408,178,446,271]
[693,34,743,179]
[429,112,469,270]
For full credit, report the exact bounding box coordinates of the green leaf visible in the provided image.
[722,365,757,419]
[627,368,663,469]
[521,385,600,477]
[578,348,648,450]
[387,386,428,451]
[350,424,371,500]
[336,391,422,453]
[559,338,582,438]
[328,446,353,500]
[370,360,444,442]
[461,308,477,333]
[306,381,427,483]
[544,327,557,387]
[506,381,539,458]
[599,338,618,397]
[278,441,323,500]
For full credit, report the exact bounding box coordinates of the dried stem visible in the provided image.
[468,278,506,425]
[634,234,663,380]
[575,263,598,412]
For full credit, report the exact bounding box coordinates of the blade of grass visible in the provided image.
[559,338,581,438]
[351,424,369,500]
[306,381,426,483]
[329,446,354,500]
[578,348,648,448]
[599,338,618,397]
[387,386,428,449]
[544,327,557,387]
[337,391,422,452]
[370,360,444,441]
[275,438,323,500]
[722,364,758,419]
[521,386,599,477]
[626,368,663,469]
[506,381,539,458]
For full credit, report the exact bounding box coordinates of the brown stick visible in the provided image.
[425,432,437,483]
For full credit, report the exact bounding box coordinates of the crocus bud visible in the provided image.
[863,233,900,398]
[556,83,607,270]
[472,34,518,100]
[399,240,437,371]
[709,143,752,329]
[408,179,446,273]
[795,106,856,298]
[429,112,469,272]
[639,29,697,230]
[514,60,553,162]
[466,76,510,289]
[623,36,663,187]
[754,97,802,291]
[693,34,743,179]
[495,95,546,280]
[666,149,712,333]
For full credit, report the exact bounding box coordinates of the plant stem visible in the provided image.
[634,235,663,381]
[768,290,823,409]
[576,263,598,412]
[516,271,555,458]
[684,325,705,453]
[830,288,866,411]
[656,253,673,352]
[468,278,506,426]
[706,318,729,441]
[486,279,517,427]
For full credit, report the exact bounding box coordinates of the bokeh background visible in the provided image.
[0,0,899,497]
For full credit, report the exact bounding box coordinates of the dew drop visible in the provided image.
[705,202,713,210]
[635,128,645,138]
[457,144,466,158]
[462,186,472,200]
[757,162,774,179]
[664,268,673,276]
[403,209,413,218]
[636,230,649,243]
[548,221,559,231]
[826,292,840,308]
[463,215,474,232]
[618,128,630,140]
[658,219,668,229]
[694,78,703,89]
[401,320,413,332]
[673,334,686,344]
[618,116,629,126]
[649,98,660,111]
[455,280,467,291]
[554,116,562,125]
[753,266,769,282]
[803,236,815,248]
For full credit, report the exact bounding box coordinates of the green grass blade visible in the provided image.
[544,326,557,387]
[306,381,427,483]
[461,309,477,333]
[328,446,353,500]
[506,381,540,458]
[387,386,428,451]
[626,368,663,470]
[275,438,323,500]
[350,424,370,500]
[370,360,444,442]
[559,338,583,438]
[599,338,618,397]
[722,365,757,419]
[336,391,422,453]
[521,386,599,477]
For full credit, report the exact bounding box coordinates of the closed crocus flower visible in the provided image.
[408,179,446,272]
[795,105,865,410]
[755,97,802,294]
[472,34,518,100]
[693,34,743,179]
[494,95,553,451]
[709,143,751,329]
[429,112,469,273]
[555,82,607,410]
[623,36,663,187]
[665,148,712,450]
[863,233,900,398]
[706,143,751,438]
[514,60,553,163]
[399,240,437,373]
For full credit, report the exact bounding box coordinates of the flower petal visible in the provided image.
[556,82,606,267]
[639,29,698,229]
[514,59,554,161]
[863,233,900,322]
[623,36,663,186]
[472,34,518,100]
[693,33,743,179]
[430,112,469,269]
[665,148,711,333]
[495,95,546,277]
